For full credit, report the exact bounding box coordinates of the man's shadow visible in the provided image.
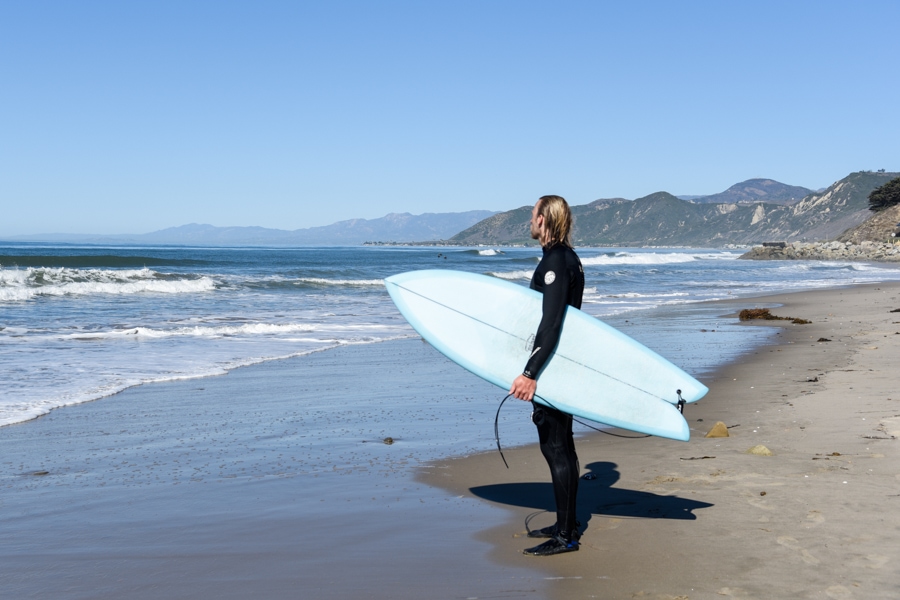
[469,461,713,534]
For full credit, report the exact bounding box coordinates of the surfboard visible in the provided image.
[384,269,708,442]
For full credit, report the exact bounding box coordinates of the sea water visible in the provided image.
[3,244,900,431]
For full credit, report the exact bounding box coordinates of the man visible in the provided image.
[509,195,585,556]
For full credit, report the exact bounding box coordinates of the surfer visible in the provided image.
[509,195,585,556]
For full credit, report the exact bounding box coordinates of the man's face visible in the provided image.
[530,201,543,240]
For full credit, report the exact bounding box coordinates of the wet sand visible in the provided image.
[0,340,545,599]
[2,283,899,599]
[422,282,900,599]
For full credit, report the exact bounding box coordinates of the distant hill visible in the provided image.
[6,210,497,246]
[689,179,813,205]
[836,203,900,244]
[450,171,899,246]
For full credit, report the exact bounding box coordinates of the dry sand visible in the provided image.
[421,282,900,599]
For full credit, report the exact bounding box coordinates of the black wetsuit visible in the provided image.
[523,242,584,535]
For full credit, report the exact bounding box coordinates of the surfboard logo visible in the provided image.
[544,271,556,285]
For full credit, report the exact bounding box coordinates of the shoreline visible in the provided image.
[2,282,899,598]
[420,282,900,599]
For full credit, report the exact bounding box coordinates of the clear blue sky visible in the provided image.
[2,1,898,235]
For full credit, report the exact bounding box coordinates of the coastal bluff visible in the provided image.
[740,240,900,262]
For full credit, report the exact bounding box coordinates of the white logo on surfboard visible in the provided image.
[544,271,556,285]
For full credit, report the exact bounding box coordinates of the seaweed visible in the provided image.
[739,308,811,324]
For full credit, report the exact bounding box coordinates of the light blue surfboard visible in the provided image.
[384,269,708,442]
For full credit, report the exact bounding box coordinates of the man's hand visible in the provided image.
[509,374,536,401]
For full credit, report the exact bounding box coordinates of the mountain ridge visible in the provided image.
[688,178,813,205]
[4,210,497,246]
[450,171,898,247]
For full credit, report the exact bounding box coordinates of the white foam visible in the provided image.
[581,252,738,266]
[487,270,533,280]
[293,278,385,286]
[601,291,690,299]
[478,249,502,256]
[53,321,412,341]
[0,333,417,428]
[0,267,216,302]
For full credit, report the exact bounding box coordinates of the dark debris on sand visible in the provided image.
[739,308,811,325]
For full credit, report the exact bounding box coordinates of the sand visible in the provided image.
[422,282,900,599]
[2,283,899,599]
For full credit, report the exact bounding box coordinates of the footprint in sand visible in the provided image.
[590,517,623,531]
[746,492,776,511]
[879,416,900,438]
[776,536,820,565]
[806,510,825,525]
[717,587,751,598]
[849,553,889,570]
[825,585,854,599]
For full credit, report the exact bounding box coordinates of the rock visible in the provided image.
[740,239,900,262]
[747,445,773,456]
[383,437,394,445]
[705,422,730,438]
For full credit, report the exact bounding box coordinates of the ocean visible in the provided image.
[3,243,900,452]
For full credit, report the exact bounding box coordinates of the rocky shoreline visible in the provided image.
[740,240,900,261]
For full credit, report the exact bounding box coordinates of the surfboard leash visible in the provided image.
[494,393,653,468]
[494,394,514,468]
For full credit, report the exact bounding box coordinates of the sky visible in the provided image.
[2,1,898,235]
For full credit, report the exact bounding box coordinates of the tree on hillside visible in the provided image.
[868,176,900,211]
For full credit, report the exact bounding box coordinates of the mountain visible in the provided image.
[688,179,813,205]
[5,210,497,246]
[761,171,893,241]
[835,203,900,244]
[450,171,899,246]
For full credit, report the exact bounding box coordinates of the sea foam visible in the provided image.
[580,252,738,266]
[0,267,216,302]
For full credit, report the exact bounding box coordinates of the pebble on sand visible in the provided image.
[747,445,773,456]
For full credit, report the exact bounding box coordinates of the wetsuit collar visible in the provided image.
[542,241,565,253]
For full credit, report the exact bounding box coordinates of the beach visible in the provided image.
[2,282,899,599]
[424,282,900,599]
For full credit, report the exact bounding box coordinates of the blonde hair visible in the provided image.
[537,195,573,247]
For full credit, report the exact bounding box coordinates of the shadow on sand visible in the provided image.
[469,461,713,533]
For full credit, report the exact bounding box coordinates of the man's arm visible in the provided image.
[510,253,571,401]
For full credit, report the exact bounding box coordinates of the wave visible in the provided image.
[776,261,885,273]
[487,270,533,281]
[597,291,690,299]
[457,249,504,256]
[0,266,216,302]
[56,321,405,341]
[580,252,738,266]
[0,335,415,428]
[0,254,209,268]
[62,322,317,340]
[292,277,385,286]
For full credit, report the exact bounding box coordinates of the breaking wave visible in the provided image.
[0,267,216,302]
[581,252,738,266]
[486,269,533,281]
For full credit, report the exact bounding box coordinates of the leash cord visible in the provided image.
[494,392,652,467]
